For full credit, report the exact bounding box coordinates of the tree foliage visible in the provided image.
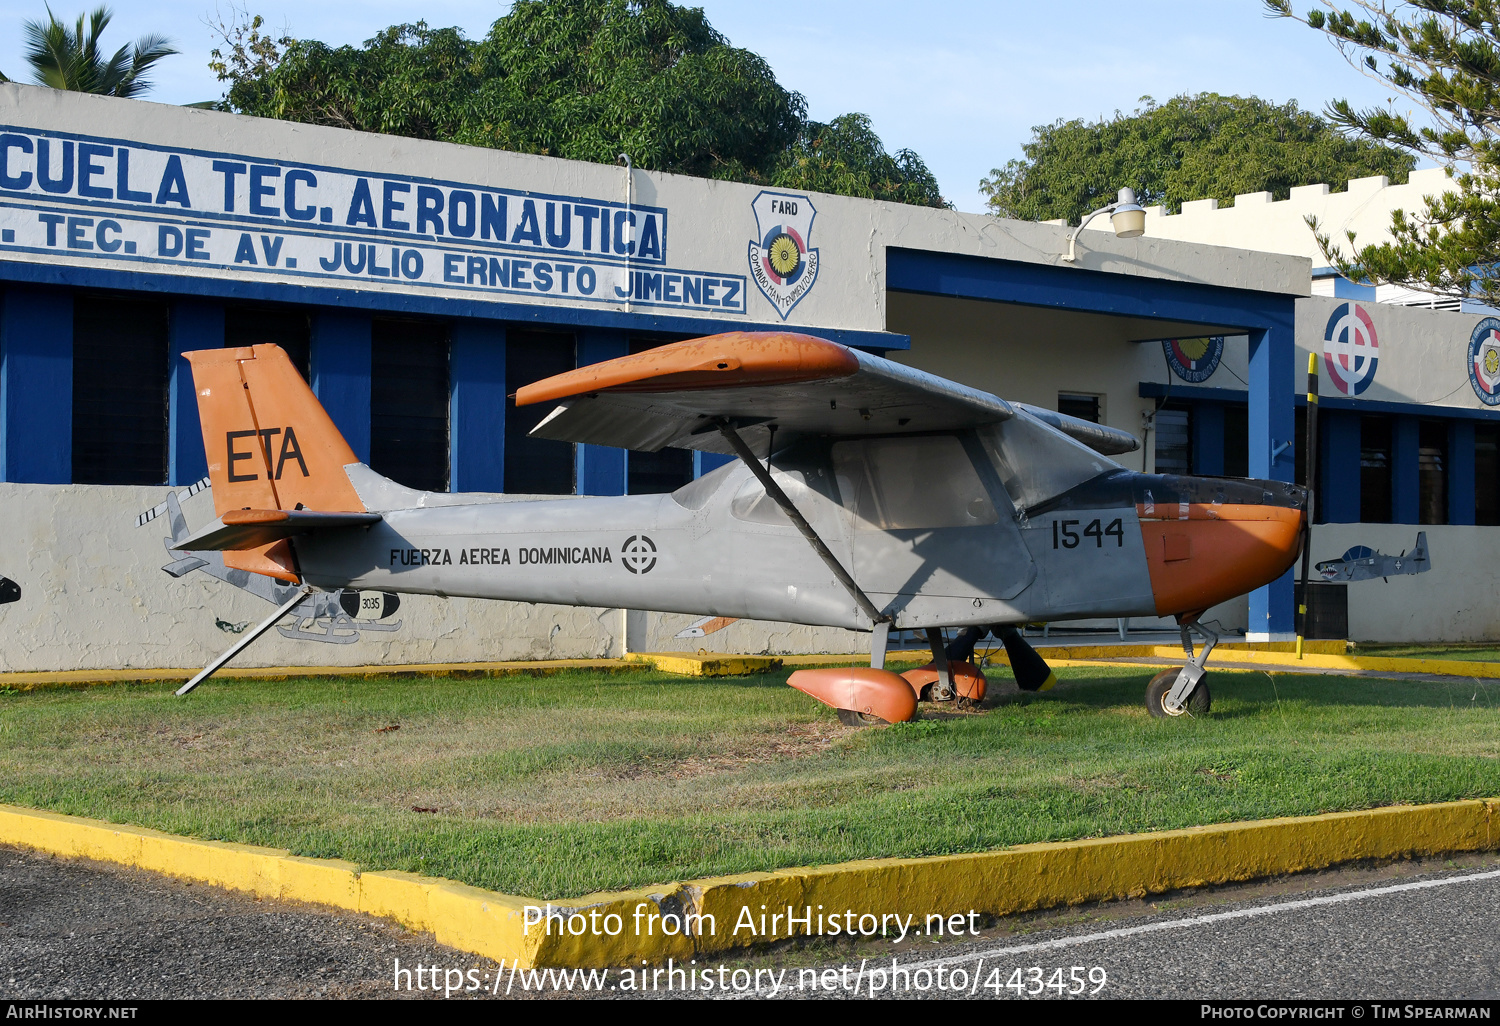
[210,0,946,207]
[1266,1,1500,305]
[980,92,1413,224]
[774,114,945,206]
[6,6,177,97]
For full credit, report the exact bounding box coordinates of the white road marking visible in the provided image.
[735,866,1500,997]
[901,867,1500,969]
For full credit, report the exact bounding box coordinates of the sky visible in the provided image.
[0,0,1418,213]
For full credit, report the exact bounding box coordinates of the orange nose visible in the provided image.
[1139,478,1306,617]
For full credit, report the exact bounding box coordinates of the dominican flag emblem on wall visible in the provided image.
[1470,318,1500,406]
[748,191,820,319]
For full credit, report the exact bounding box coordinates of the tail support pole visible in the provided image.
[177,585,312,696]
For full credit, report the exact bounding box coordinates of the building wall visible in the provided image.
[1294,296,1497,414]
[1312,524,1498,643]
[1139,168,1456,266]
[0,83,1306,351]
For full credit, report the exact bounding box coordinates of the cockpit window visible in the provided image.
[979,409,1120,511]
[832,436,998,529]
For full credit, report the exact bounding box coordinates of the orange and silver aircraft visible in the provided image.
[170,332,1306,722]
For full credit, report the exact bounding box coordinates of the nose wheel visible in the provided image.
[1146,620,1218,718]
[1146,669,1210,717]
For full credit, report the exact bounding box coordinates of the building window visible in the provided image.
[1360,416,1393,523]
[1418,420,1448,525]
[224,305,310,380]
[370,319,450,493]
[1153,405,1191,475]
[628,335,695,493]
[505,330,575,494]
[1478,423,1500,526]
[628,449,694,494]
[1058,393,1101,423]
[71,293,169,485]
[1223,405,1248,478]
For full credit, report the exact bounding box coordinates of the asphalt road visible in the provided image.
[3,843,1500,1001]
[735,855,1500,1001]
[0,844,475,999]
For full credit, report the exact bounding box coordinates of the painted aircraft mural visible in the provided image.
[1317,533,1431,584]
[140,479,402,644]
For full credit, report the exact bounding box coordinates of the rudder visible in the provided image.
[185,344,365,581]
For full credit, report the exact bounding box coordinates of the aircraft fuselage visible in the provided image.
[298,456,1304,632]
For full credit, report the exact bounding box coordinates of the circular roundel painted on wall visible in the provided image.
[1469,318,1500,406]
[1162,336,1225,383]
[1322,302,1379,396]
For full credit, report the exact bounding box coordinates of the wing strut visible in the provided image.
[716,421,890,629]
[176,585,312,696]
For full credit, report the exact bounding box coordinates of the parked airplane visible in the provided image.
[168,332,1305,721]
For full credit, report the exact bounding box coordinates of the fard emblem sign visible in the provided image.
[748,191,819,319]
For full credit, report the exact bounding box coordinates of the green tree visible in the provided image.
[773,114,945,207]
[980,92,1413,223]
[8,6,176,97]
[210,0,946,206]
[1265,1,1500,306]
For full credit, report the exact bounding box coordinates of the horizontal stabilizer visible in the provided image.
[518,331,1012,456]
[171,509,382,552]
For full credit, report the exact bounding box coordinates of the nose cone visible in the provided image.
[1136,475,1306,617]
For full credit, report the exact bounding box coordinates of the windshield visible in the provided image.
[979,410,1121,511]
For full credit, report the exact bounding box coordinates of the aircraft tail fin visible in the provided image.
[184,344,366,582]
[186,344,366,517]
[1412,531,1430,566]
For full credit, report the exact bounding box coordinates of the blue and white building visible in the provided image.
[0,84,1489,672]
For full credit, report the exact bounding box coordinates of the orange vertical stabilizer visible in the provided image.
[185,344,365,518]
[184,344,366,583]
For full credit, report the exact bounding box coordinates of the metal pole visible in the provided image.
[1296,352,1320,659]
[177,585,312,696]
[716,422,889,627]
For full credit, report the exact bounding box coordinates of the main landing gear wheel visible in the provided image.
[1145,669,1211,718]
[837,708,893,727]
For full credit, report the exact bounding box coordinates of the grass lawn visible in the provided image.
[3,666,1500,899]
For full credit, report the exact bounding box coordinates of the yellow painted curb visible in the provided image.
[1028,650,1500,679]
[3,798,1498,968]
[625,652,783,676]
[0,653,795,690]
[0,658,652,692]
[1028,640,1347,660]
[4,642,1489,694]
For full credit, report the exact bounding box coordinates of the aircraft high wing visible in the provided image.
[167,332,1305,723]
[519,331,1141,458]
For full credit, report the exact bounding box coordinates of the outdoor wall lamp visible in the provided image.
[1063,187,1146,263]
